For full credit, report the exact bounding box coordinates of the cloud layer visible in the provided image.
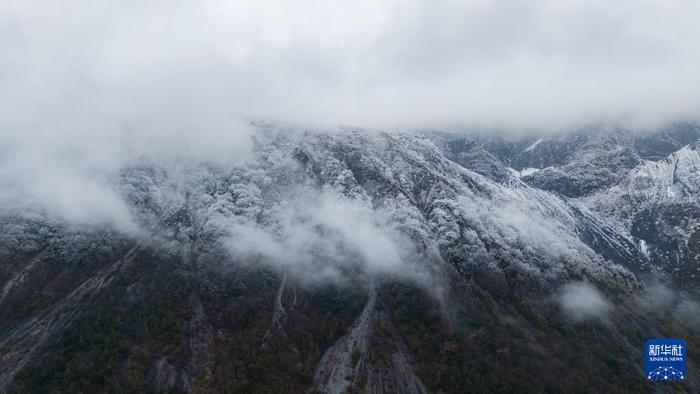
[1,0,699,225]
[2,0,699,135]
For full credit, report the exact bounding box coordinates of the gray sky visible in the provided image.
[2,0,699,135]
[1,0,699,226]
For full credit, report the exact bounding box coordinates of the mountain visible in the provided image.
[1,124,699,393]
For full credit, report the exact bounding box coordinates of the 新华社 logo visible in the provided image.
[645,339,686,381]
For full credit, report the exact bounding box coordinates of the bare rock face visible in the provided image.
[312,287,427,394]
[313,287,378,394]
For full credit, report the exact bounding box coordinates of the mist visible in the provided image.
[557,281,612,322]
[222,189,432,284]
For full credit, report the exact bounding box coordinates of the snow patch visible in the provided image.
[523,139,543,153]
[518,167,540,177]
[638,239,650,258]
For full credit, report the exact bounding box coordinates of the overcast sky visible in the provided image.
[1,0,700,226]
[2,0,699,136]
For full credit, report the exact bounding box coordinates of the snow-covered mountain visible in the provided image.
[1,124,698,393]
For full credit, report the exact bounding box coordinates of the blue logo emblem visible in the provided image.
[645,339,686,381]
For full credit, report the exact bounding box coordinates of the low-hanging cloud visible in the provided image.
[637,279,700,330]
[557,281,612,321]
[1,0,700,225]
[222,189,427,284]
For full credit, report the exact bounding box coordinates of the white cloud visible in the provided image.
[222,189,426,284]
[2,0,699,132]
[1,0,699,225]
[557,281,611,321]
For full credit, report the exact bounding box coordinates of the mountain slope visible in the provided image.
[1,126,698,393]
